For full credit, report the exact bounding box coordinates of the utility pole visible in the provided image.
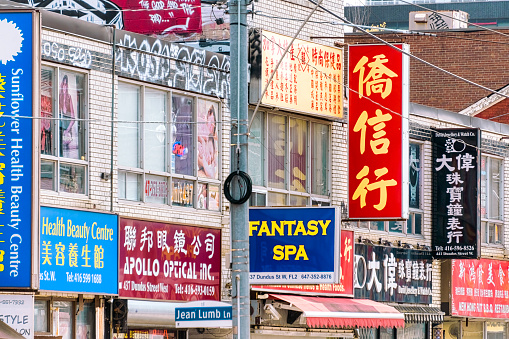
[229,0,250,338]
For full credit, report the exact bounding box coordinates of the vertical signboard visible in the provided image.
[251,229,354,296]
[39,207,118,294]
[451,259,509,318]
[249,30,343,119]
[0,294,34,339]
[119,218,221,301]
[0,12,36,288]
[354,243,433,304]
[249,207,339,284]
[432,128,480,259]
[348,44,409,219]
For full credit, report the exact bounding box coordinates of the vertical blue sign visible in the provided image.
[40,207,118,294]
[0,12,34,288]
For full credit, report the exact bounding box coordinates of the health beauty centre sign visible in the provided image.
[40,207,118,294]
[249,207,339,284]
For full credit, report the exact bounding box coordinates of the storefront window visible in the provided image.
[481,155,503,245]
[34,300,49,333]
[118,83,221,210]
[487,322,507,339]
[248,110,330,206]
[53,301,73,339]
[76,302,95,339]
[40,66,88,194]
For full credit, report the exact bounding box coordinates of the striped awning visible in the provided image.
[270,294,405,329]
[393,305,444,323]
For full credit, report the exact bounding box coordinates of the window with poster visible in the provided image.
[480,155,503,245]
[248,109,330,207]
[34,299,95,339]
[355,142,423,236]
[40,65,88,194]
[117,81,221,211]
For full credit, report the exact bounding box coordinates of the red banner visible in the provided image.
[119,218,221,301]
[114,0,202,36]
[348,44,408,219]
[252,230,354,296]
[451,259,509,318]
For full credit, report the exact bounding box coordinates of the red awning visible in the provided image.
[270,294,405,329]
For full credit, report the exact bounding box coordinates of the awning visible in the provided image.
[270,294,405,329]
[393,305,444,323]
[0,320,25,339]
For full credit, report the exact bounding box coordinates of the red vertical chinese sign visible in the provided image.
[348,44,409,219]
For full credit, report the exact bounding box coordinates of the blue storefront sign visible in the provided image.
[175,306,232,328]
[249,207,339,284]
[40,207,118,294]
[0,12,35,288]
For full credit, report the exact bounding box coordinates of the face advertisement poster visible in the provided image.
[252,229,354,297]
[119,218,221,301]
[354,243,433,304]
[348,44,409,220]
[249,207,339,284]
[451,259,509,318]
[40,207,118,294]
[197,99,219,180]
[432,128,480,259]
[0,11,37,288]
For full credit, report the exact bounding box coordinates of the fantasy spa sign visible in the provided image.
[432,128,480,259]
[119,218,221,301]
[0,11,39,288]
[348,44,409,220]
[249,207,339,284]
[39,207,118,294]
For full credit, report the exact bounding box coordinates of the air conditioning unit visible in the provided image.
[409,11,469,30]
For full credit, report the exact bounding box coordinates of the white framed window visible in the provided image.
[117,81,221,211]
[40,65,88,194]
[481,155,503,245]
[248,109,330,206]
[354,142,423,236]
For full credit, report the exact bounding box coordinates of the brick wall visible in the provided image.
[345,29,509,113]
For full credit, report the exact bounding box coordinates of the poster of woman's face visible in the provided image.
[197,100,219,180]
[59,71,80,159]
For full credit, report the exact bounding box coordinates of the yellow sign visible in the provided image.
[260,31,343,119]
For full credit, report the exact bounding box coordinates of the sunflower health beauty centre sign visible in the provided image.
[249,207,339,284]
[39,207,118,294]
[0,11,39,288]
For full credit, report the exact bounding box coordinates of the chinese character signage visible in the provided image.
[348,44,409,219]
[432,128,480,259]
[249,207,339,284]
[354,243,432,304]
[40,207,118,294]
[249,30,343,119]
[0,12,37,288]
[0,294,34,339]
[450,259,509,318]
[119,218,221,301]
[252,229,354,296]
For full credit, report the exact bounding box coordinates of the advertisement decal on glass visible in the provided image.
[119,218,221,301]
[450,258,509,318]
[354,243,433,304]
[39,207,118,294]
[348,44,409,220]
[432,128,480,259]
[249,207,339,284]
[0,294,34,339]
[0,12,35,288]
